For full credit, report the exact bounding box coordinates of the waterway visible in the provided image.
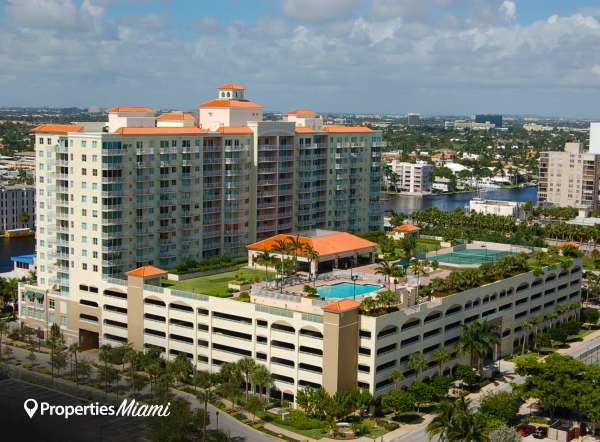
[383,185,538,215]
[0,236,35,273]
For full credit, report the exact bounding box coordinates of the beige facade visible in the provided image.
[538,142,600,209]
[19,257,582,401]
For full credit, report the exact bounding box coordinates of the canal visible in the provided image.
[384,185,538,215]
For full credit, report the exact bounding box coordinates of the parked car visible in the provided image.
[517,424,536,437]
[533,426,548,439]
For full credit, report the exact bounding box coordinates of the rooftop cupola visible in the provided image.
[218,83,246,100]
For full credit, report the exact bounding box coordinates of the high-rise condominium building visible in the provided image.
[538,142,600,209]
[406,113,421,127]
[31,83,383,295]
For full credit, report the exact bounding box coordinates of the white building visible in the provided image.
[387,161,433,194]
[469,198,522,218]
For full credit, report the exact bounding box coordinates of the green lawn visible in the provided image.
[162,265,272,297]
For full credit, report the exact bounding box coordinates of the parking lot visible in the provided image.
[0,376,147,442]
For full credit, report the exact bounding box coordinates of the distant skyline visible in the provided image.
[3,0,600,117]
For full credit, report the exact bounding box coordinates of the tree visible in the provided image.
[489,424,521,442]
[256,251,273,282]
[68,342,81,386]
[124,348,141,396]
[409,382,434,412]
[548,326,569,347]
[432,347,451,376]
[251,364,272,401]
[99,344,114,396]
[410,260,428,299]
[479,392,522,425]
[426,396,486,442]
[194,370,219,441]
[459,321,499,373]
[375,261,395,289]
[582,308,600,325]
[245,395,264,424]
[237,357,256,401]
[0,320,7,362]
[171,354,193,385]
[46,323,66,383]
[26,344,37,365]
[145,397,197,442]
[391,369,404,389]
[302,243,320,284]
[381,389,413,415]
[218,362,242,411]
[407,352,427,378]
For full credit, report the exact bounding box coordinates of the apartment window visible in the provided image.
[49,299,55,310]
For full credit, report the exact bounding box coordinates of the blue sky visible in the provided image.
[3,0,600,117]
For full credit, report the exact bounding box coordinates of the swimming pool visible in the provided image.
[317,282,381,298]
[429,248,516,265]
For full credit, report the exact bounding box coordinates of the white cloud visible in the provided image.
[3,0,600,116]
[282,0,361,22]
[500,1,516,20]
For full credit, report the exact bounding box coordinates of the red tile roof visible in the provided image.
[107,106,154,113]
[32,124,82,134]
[216,126,253,134]
[287,109,317,117]
[113,127,208,135]
[218,83,246,90]
[127,265,167,278]
[393,224,420,232]
[295,127,316,134]
[322,299,361,313]
[247,231,377,258]
[198,99,263,109]
[157,112,195,121]
[322,125,373,133]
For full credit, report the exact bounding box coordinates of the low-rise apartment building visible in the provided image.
[538,142,600,209]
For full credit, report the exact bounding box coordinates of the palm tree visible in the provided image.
[391,369,404,390]
[194,370,219,441]
[459,321,499,373]
[375,261,394,289]
[272,238,294,292]
[302,243,320,284]
[410,260,428,300]
[521,320,532,354]
[123,348,140,396]
[390,266,405,292]
[256,251,272,282]
[427,396,486,442]
[99,344,113,396]
[251,364,272,400]
[288,235,304,273]
[431,347,451,376]
[68,342,81,386]
[237,357,256,401]
[360,296,378,314]
[407,352,427,379]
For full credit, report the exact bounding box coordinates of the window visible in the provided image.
[49,299,55,309]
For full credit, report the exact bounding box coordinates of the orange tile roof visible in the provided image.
[247,231,377,258]
[322,125,374,133]
[107,106,154,113]
[216,126,253,134]
[287,109,317,117]
[218,83,246,90]
[322,299,361,313]
[157,112,195,121]
[32,124,82,134]
[295,127,316,134]
[127,265,167,278]
[393,224,420,232]
[113,127,208,135]
[198,99,263,110]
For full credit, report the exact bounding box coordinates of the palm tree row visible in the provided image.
[268,236,320,289]
[426,396,486,442]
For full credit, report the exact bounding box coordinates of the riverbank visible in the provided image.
[384,185,537,215]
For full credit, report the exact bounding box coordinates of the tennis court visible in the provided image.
[429,248,517,265]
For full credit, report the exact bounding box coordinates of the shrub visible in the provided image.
[582,308,600,324]
[278,411,328,430]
